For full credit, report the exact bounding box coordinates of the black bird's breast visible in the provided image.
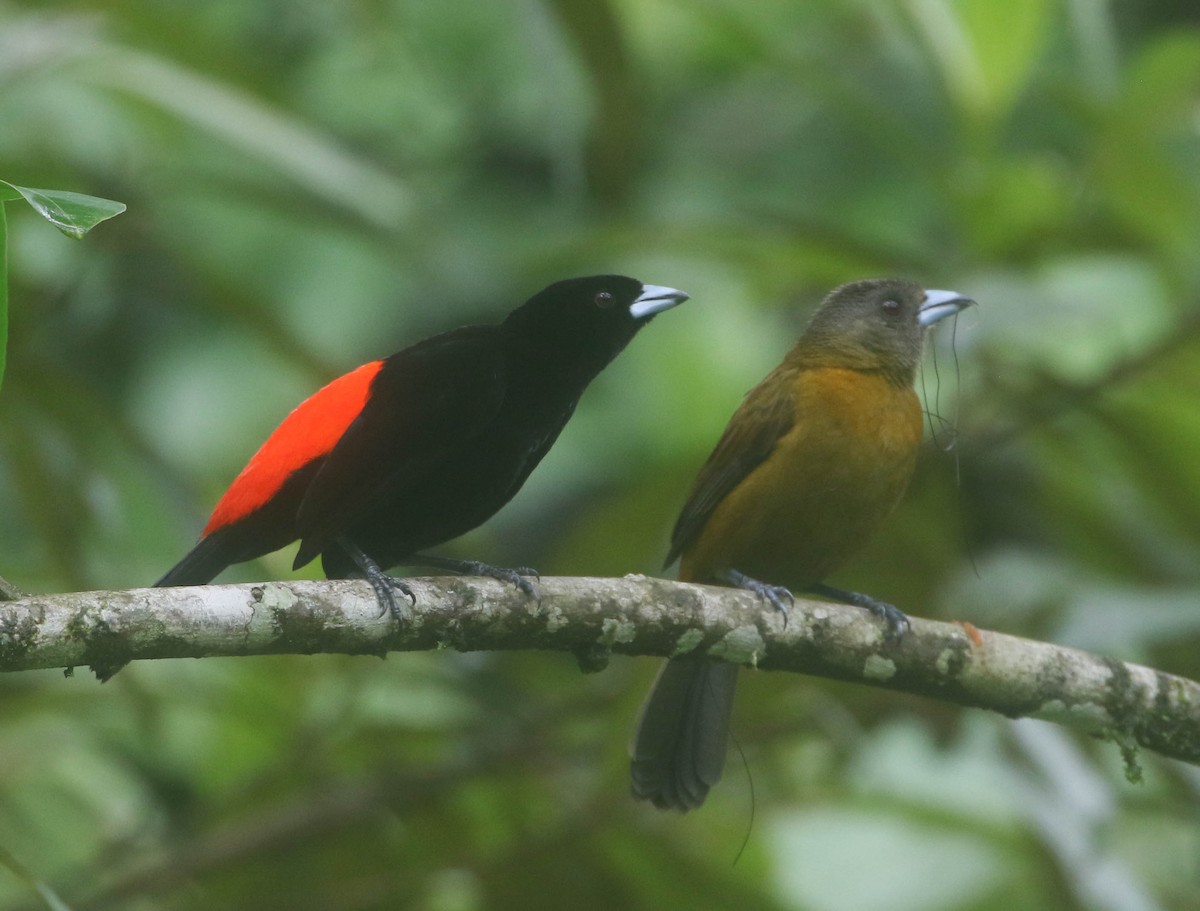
[315,336,587,574]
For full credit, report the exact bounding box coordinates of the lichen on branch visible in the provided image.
[0,575,1197,771]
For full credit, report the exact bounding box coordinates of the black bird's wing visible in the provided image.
[292,326,507,567]
[665,365,796,568]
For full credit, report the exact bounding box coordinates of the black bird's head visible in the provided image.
[503,275,689,379]
[798,278,974,385]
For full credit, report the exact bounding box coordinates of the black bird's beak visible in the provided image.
[630,284,689,320]
[918,289,974,327]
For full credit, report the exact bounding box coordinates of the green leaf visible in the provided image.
[0,181,125,393]
[0,843,75,911]
[0,180,126,240]
[909,0,1051,122]
[0,201,7,395]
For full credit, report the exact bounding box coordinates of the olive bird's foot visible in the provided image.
[723,568,794,620]
[338,537,415,620]
[808,582,910,640]
[410,553,540,597]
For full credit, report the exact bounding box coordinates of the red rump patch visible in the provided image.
[203,360,384,535]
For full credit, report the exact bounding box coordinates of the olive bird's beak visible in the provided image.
[918,289,975,327]
[630,284,690,320]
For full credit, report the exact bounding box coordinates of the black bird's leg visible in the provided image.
[721,568,794,620]
[410,553,540,597]
[338,537,415,619]
[807,582,910,640]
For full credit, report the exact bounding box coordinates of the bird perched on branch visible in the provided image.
[157,276,688,614]
[631,278,973,811]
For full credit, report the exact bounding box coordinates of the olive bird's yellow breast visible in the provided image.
[680,367,923,587]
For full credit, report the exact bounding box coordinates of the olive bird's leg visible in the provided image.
[721,568,794,618]
[807,582,910,640]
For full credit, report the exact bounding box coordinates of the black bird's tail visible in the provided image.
[630,659,738,811]
[155,534,231,588]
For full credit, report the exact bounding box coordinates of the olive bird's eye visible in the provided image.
[594,291,615,309]
[881,299,901,313]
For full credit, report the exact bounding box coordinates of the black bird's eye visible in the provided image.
[594,291,615,309]
[881,298,901,314]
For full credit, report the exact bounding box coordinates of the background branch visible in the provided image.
[1,575,1196,770]
[0,575,21,601]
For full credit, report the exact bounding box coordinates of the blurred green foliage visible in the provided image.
[0,179,125,394]
[2,0,1200,908]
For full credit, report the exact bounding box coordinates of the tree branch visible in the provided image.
[1,575,1197,771]
[0,574,21,601]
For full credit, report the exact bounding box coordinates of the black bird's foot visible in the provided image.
[723,568,794,621]
[469,561,540,597]
[808,583,910,640]
[338,537,415,620]
[410,553,540,598]
[365,567,416,621]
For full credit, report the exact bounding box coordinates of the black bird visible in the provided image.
[157,275,688,612]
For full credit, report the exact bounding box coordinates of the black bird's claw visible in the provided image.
[481,563,540,598]
[407,553,540,597]
[366,567,415,621]
[494,564,541,595]
[725,568,794,625]
[808,583,909,641]
[338,536,415,620]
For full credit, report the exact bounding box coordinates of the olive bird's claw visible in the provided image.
[808,582,910,642]
[759,584,794,616]
[869,600,910,641]
[725,569,794,625]
[848,594,909,641]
